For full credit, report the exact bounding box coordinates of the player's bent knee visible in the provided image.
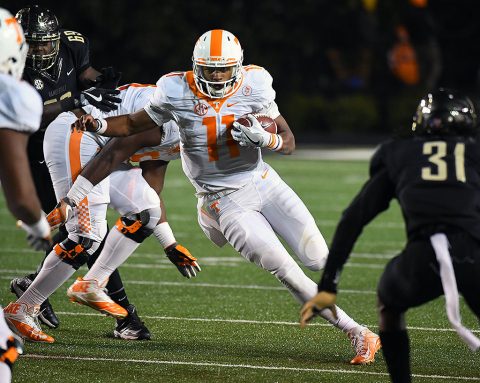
[115,206,160,243]
[53,236,96,270]
[298,232,329,272]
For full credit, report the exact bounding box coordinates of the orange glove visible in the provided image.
[165,244,201,278]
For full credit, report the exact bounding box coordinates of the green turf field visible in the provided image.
[1,156,479,382]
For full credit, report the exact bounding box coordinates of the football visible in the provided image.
[236,114,277,133]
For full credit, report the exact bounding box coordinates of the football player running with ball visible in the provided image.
[66,29,380,364]
[0,7,47,382]
[301,89,480,382]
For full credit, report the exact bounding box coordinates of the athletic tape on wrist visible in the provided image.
[28,213,51,238]
[94,118,108,134]
[267,134,283,151]
[154,222,176,249]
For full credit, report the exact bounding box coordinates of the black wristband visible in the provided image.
[60,97,79,112]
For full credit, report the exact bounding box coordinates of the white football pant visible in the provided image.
[198,163,329,304]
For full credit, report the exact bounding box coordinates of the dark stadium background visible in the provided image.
[4,0,480,143]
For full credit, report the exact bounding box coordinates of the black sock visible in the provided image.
[105,270,130,308]
[379,329,411,383]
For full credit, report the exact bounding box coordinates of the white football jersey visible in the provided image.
[82,83,180,161]
[130,120,180,163]
[0,73,42,133]
[144,65,280,194]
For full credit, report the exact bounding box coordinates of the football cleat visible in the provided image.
[3,302,54,343]
[114,305,151,340]
[10,276,60,329]
[348,328,381,365]
[67,277,128,319]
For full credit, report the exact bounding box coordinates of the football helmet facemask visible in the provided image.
[192,29,243,99]
[0,7,28,80]
[16,5,60,72]
[412,88,478,137]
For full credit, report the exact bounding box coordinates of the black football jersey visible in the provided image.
[24,29,91,160]
[320,135,480,292]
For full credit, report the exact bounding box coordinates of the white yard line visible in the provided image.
[53,311,479,334]
[22,354,480,381]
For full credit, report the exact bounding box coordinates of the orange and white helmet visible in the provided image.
[0,7,28,80]
[192,29,243,99]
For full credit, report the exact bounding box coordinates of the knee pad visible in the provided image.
[115,206,160,243]
[53,236,94,270]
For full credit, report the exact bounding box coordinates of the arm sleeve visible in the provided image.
[319,146,396,292]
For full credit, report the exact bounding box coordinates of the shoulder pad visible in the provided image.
[60,29,88,45]
[0,75,42,133]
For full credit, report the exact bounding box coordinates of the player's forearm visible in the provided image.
[275,116,295,155]
[277,131,295,154]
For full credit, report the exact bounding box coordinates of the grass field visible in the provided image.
[1,155,479,382]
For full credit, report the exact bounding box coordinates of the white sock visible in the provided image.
[17,250,76,307]
[317,305,364,334]
[84,227,139,284]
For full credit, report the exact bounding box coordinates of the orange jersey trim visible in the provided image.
[185,70,244,111]
[117,83,156,91]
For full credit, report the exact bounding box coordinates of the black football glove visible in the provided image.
[165,243,201,278]
[94,66,122,89]
[79,87,121,112]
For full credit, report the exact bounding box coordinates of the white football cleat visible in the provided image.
[67,277,128,318]
[3,302,54,343]
[348,328,381,365]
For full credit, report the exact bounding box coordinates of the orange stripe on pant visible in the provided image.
[68,130,92,233]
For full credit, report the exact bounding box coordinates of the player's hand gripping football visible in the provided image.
[46,198,75,230]
[300,291,338,328]
[17,214,53,252]
[232,114,272,148]
[79,87,121,112]
[165,244,201,278]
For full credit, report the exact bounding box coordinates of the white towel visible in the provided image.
[430,233,480,351]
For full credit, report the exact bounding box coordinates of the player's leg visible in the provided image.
[451,232,480,320]
[377,240,443,383]
[200,184,318,302]
[9,135,60,329]
[258,165,380,363]
[3,116,110,342]
[67,165,160,339]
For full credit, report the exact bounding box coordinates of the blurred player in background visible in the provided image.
[9,5,150,339]
[66,29,380,364]
[301,89,480,382]
[3,83,199,343]
[0,7,46,382]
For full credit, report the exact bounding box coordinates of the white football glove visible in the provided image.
[17,213,52,251]
[232,114,272,148]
